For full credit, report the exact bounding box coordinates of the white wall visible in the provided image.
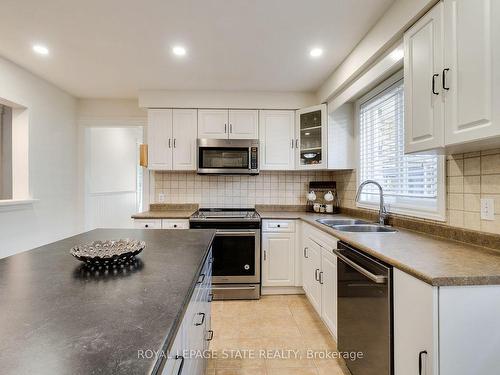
[0,56,79,258]
[317,0,438,102]
[138,90,317,109]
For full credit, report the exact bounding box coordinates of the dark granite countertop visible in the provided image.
[0,228,215,375]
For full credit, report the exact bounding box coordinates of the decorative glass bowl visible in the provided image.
[70,239,145,266]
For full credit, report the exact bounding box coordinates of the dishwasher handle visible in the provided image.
[334,249,387,284]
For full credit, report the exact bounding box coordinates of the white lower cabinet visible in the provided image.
[162,219,190,229]
[161,251,212,375]
[394,268,437,375]
[320,248,337,338]
[262,232,295,287]
[134,219,162,229]
[133,219,189,229]
[301,223,338,338]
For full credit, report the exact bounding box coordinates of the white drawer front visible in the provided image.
[133,219,161,229]
[262,219,296,232]
[162,219,190,229]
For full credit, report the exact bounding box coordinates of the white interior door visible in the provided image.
[85,127,143,229]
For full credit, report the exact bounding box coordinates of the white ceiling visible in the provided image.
[0,0,394,98]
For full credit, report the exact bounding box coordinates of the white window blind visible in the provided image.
[358,78,441,216]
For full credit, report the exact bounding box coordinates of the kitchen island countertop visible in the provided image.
[0,228,215,375]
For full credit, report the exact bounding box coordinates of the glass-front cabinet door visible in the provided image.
[295,104,327,169]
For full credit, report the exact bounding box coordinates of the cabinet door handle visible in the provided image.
[195,312,206,326]
[263,250,267,261]
[419,350,428,375]
[432,74,439,95]
[315,268,320,281]
[173,138,176,148]
[168,138,171,148]
[295,139,299,148]
[174,355,185,375]
[224,124,227,133]
[230,124,233,133]
[208,293,214,302]
[197,273,205,284]
[206,330,214,341]
[291,139,294,148]
[145,224,149,228]
[319,271,324,284]
[442,68,450,90]
[303,247,309,258]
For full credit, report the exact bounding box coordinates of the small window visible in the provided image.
[356,72,445,221]
[0,104,13,200]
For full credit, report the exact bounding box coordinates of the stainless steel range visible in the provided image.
[189,208,261,300]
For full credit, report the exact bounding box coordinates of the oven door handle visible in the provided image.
[215,231,257,236]
[334,249,387,284]
[211,286,257,291]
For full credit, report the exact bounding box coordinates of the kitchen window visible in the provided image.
[356,71,446,221]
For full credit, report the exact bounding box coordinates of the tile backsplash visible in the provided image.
[152,171,335,208]
[333,148,500,235]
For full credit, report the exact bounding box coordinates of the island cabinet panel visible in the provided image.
[439,285,500,375]
[161,249,212,375]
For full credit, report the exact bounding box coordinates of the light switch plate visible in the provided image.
[481,198,495,221]
[158,193,166,203]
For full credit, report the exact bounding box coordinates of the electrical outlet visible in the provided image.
[158,193,166,203]
[481,198,495,221]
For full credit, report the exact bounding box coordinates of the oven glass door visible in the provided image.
[199,147,249,169]
[212,230,259,283]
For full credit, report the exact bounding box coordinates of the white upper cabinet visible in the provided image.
[404,0,500,154]
[296,104,327,169]
[198,109,228,139]
[404,2,445,153]
[259,110,295,170]
[148,109,197,171]
[443,0,499,147]
[148,109,173,170]
[172,109,197,170]
[198,109,258,139]
[229,110,258,139]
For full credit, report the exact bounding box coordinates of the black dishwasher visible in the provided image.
[334,241,393,375]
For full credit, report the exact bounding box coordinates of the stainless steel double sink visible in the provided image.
[316,218,397,233]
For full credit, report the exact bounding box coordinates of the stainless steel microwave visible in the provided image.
[197,138,259,175]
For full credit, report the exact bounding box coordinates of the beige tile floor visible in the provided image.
[206,295,351,375]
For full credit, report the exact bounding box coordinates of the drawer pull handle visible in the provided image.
[442,68,450,90]
[197,274,205,284]
[208,293,214,302]
[206,330,214,341]
[315,268,320,281]
[419,350,428,375]
[174,355,184,375]
[195,312,206,326]
[432,74,439,95]
[319,271,324,284]
[303,247,309,258]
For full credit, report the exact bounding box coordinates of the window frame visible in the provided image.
[354,70,446,222]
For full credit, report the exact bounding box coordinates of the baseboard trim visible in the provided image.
[261,286,305,295]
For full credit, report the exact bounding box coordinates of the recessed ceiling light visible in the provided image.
[309,48,323,58]
[172,46,187,56]
[33,44,49,55]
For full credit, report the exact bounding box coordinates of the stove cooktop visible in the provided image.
[190,208,260,220]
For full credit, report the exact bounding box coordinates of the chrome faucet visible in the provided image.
[355,180,387,225]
